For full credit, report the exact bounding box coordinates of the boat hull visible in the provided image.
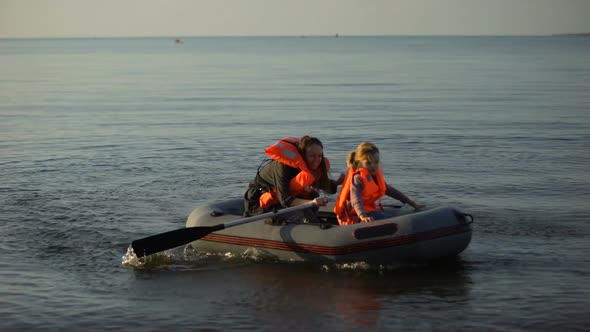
[186,199,472,264]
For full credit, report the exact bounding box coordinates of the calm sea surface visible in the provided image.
[1,36,589,331]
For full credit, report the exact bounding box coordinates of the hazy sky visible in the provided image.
[1,0,589,38]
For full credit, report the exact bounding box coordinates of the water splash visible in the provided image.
[322,262,372,272]
[321,261,420,273]
[121,245,174,269]
[123,244,414,271]
[121,245,141,267]
[241,247,280,262]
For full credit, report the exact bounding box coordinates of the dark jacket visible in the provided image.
[243,159,338,216]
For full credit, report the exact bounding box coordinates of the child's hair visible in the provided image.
[347,141,380,170]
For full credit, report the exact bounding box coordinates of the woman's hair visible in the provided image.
[346,141,380,171]
[298,135,330,187]
[298,135,324,153]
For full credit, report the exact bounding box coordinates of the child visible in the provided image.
[334,142,425,225]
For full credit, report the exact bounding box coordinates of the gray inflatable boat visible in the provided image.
[186,199,473,264]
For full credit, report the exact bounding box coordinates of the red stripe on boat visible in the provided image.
[200,224,471,255]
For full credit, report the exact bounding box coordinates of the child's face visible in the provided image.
[361,159,379,174]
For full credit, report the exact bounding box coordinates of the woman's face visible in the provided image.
[304,144,323,171]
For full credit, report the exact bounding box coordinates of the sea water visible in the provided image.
[1,36,589,331]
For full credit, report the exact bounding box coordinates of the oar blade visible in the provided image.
[131,225,223,258]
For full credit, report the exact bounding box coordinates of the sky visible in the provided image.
[1,0,590,38]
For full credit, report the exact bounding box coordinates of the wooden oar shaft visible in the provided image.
[224,202,316,228]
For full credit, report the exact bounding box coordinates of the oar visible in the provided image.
[131,202,317,258]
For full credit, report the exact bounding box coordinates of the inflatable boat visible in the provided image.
[185,199,473,265]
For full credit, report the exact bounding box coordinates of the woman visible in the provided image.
[334,142,425,225]
[243,136,343,221]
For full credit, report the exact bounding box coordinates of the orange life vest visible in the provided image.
[259,137,330,208]
[333,167,386,225]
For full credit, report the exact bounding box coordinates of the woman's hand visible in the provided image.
[313,196,328,207]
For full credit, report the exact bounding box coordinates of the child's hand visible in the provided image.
[359,214,374,223]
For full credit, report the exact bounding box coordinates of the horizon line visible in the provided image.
[2,32,589,40]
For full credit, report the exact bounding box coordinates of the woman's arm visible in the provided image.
[266,162,298,207]
[317,172,344,194]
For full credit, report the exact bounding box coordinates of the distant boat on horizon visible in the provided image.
[174,38,184,44]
